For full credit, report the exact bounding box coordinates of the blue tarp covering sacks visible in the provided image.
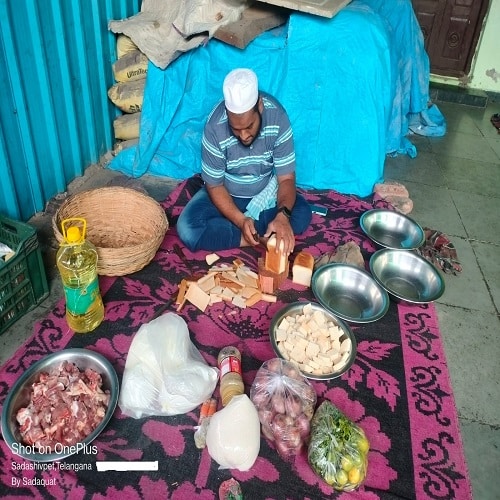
[110,0,445,197]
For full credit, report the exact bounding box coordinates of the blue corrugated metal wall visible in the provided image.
[0,0,141,221]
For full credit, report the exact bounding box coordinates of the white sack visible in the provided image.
[206,394,260,471]
[109,0,250,69]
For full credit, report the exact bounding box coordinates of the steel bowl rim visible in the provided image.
[369,248,445,304]
[311,263,390,323]
[0,348,119,462]
[269,301,357,380]
[360,208,426,250]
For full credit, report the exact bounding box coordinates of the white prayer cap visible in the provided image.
[223,68,258,114]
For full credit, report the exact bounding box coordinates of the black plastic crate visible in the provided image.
[0,215,49,335]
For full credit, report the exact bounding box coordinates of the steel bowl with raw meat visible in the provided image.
[1,348,119,462]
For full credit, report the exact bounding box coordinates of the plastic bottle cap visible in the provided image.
[66,226,81,243]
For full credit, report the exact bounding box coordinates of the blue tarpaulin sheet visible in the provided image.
[110,0,445,197]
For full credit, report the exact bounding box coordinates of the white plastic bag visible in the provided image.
[119,312,218,418]
[205,394,260,471]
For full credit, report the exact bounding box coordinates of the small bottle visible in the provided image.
[218,346,244,406]
[56,218,104,333]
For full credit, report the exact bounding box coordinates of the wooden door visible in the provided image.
[411,0,490,78]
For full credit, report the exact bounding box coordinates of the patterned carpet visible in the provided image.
[0,176,471,499]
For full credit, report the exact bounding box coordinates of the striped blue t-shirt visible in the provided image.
[201,92,296,198]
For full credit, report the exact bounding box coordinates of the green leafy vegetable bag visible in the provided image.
[308,401,369,491]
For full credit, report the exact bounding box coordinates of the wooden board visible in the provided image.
[214,3,289,49]
[256,0,351,19]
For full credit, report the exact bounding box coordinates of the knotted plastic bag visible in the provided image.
[250,358,317,459]
[308,401,370,491]
[119,312,218,418]
[206,394,260,471]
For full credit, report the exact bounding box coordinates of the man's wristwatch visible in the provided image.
[277,206,292,219]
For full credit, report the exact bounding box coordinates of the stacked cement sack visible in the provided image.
[109,35,148,144]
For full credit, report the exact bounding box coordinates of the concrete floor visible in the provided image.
[1,98,499,499]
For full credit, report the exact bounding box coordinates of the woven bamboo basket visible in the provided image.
[52,186,169,276]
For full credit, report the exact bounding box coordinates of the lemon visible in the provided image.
[341,455,354,472]
[357,436,370,455]
[352,450,364,467]
[336,469,348,487]
[348,466,362,485]
[324,470,336,486]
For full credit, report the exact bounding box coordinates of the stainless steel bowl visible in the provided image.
[369,249,445,304]
[312,263,389,323]
[269,301,357,380]
[1,348,119,462]
[360,209,425,250]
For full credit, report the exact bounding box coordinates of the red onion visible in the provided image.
[252,389,270,409]
[282,363,301,380]
[272,394,286,414]
[266,358,282,373]
[272,412,288,432]
[284,395,302,418]
[272,424,290,443]
[296,413,311,438]
[258,409,274,425]
[261,421,275,441]
[285,428,302,448]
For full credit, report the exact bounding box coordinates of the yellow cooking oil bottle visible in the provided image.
[56,218,104,333]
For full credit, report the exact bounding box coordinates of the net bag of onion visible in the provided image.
[308,400,370,491]
[250,358,317,459]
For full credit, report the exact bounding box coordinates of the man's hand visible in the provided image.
[264,213,295,255]
[240,217,260,246]
[264,172,297,254]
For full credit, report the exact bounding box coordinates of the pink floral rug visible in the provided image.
[0,176,472,499]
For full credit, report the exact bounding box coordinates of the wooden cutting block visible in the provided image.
[258,257,289,293]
